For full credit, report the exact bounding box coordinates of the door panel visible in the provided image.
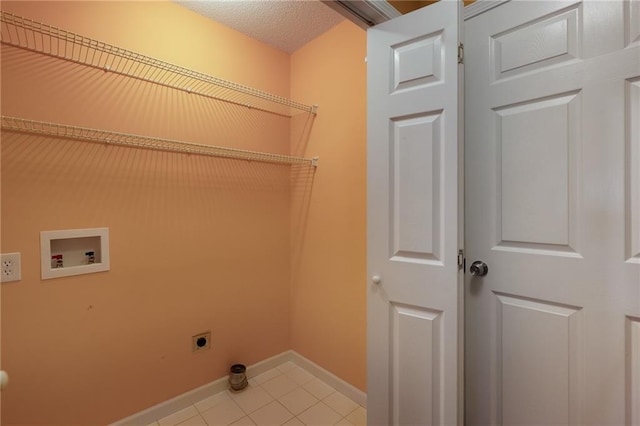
[494,293,583,425]
[391,111,443,263]
[391,304,443,425]
[495,91,581,253]
[629,77,640,263]
[367,1,461,424]
[490,3,581,81]
[466,1,640,425]
[626,315,640,424]
[626,0,640,47]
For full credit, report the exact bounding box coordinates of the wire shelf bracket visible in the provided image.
[1,116,319,167]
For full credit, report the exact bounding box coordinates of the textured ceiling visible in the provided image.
[175,0,346,54]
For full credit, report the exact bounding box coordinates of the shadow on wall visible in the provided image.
[289,111,318,283]
[1,46,295,153]
[0,36,317,425]
[290,110,317,158]
[290,162,317,285]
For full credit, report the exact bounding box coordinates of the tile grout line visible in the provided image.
[171,370,361,426]
[115,353,365,426]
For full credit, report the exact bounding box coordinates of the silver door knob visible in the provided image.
[469,261,488,277]
[371,275,381,284]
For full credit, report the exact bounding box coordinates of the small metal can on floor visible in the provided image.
[228,364,247,392]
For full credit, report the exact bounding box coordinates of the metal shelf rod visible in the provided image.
[1,116,319,167]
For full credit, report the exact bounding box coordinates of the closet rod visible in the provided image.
[1,116,319,167]
[0,12,318,117]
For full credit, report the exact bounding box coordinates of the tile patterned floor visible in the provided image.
[146,362,366,426]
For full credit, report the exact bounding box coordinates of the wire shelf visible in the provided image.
[1,116,319,167]
[0,11,318,117]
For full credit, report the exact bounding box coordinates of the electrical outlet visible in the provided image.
[192,331,211,352]
[1,253,22,283]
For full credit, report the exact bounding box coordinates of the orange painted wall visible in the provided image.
[1,1,294,424]
[290,21,367,392]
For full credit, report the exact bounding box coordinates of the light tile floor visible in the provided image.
[146,362,366,426]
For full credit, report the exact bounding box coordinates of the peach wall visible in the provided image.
[1,2,294,424]
[290,21,367,392]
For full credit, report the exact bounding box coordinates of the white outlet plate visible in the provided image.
[1,252,22,283]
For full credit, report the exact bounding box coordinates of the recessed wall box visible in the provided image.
[40,228,109,280]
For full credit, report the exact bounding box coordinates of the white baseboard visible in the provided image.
[110,351,366,425]
[288,351,367,408]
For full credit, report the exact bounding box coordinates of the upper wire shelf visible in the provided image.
[0,11,318,117]
[1,116,319,167]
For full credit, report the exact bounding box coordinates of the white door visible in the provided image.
[465,1,640,424]
[367,1,462,425]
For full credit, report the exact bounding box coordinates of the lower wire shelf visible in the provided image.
[1,116,318,167]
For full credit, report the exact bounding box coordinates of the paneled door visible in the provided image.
[465,1,640,424]
[367,1,462,425]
